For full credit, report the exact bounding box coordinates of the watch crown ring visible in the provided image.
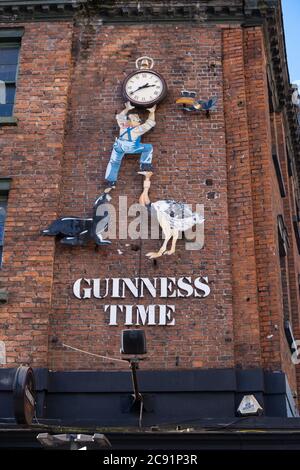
[136,56,154,70]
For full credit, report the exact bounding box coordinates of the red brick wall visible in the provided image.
[243,27,297,395]
[0,22,73,366]
[243,27,284,372]
[223,26,262,368]
[223,25,299,395]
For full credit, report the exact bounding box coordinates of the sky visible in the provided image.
[282,0,300,87]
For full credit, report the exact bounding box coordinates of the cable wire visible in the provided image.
[62,343,128,365]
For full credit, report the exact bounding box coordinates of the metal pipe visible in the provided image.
[130,359,142,402]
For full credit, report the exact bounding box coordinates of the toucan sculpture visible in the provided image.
[176,90,217,114]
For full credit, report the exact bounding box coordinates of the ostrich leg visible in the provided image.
[146,219,172,259]
[138,171,153,206]
[164,230,179,255]
[146,235,172,259]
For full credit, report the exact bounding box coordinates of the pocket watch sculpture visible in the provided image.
[122,56,168,108]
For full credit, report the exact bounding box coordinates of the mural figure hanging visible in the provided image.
[104,101,156,189]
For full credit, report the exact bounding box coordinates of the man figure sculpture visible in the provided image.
[105,101,156,189]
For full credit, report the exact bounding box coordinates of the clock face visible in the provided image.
[123,70,167,107]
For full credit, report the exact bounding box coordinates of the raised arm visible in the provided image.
[136,104,157,135]
[118,101,135,117]
[147,104,156,122]
[116,101,136,128]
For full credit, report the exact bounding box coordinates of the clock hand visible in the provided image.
[130,83,149,95]
[130,83,156,95]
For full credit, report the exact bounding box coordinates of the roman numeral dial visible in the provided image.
[122,70,167,108]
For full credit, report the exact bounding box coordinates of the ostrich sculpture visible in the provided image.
[139,173,204,259]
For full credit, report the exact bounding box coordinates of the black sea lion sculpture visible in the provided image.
[42,191,112,246]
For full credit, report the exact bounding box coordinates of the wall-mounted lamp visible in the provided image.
[121,329,147,427]
[121,329,147,356]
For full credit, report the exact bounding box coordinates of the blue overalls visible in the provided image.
[105,127,153,184]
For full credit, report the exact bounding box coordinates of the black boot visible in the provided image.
[140,163,153,172]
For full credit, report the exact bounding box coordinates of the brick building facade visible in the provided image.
[1,0,300,447]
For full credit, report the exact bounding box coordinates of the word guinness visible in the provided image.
[73,276,210,299]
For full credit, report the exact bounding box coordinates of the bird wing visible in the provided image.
[197,97,217,110]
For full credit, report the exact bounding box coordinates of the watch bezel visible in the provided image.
[122,70,168,108]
